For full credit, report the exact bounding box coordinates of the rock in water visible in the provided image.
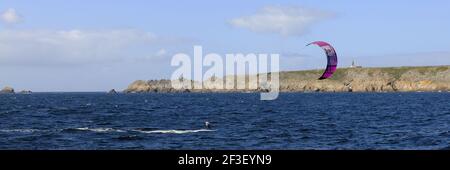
[0,86,15,94]
[108,89,118,94]
[19,90,32,94]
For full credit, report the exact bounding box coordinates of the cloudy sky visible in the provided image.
[1,0,449,91]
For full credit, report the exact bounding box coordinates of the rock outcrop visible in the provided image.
[124,66,450,93]
[108,89,118,94]
[123,79,195,93]
[0,86,15,94]
[19,90,32,94]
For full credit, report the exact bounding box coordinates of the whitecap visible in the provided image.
[135,129,216,134]
[69,127,125,133]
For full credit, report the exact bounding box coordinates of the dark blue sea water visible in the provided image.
[0,92,449,150]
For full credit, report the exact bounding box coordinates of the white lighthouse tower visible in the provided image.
[350,59,362,68]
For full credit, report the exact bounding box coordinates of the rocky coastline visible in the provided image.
[124,66,450,93]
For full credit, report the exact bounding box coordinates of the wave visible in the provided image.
[134,127,159,131]
[63,127,125,133]
[1,127,215,134]
[134,129,216,134]
[0,129,45,133]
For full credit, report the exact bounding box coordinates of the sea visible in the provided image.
[0,92,449,150]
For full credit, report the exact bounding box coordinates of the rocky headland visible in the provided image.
[124,66,450,93]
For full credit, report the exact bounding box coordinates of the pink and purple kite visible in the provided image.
[306,41,338,80]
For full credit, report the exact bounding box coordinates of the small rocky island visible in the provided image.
[108,89,118,94]
[0,86,15,94]
[19,90,32,94]
[124,66,450,93]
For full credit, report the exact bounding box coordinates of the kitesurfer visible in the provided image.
[205,122,211,129]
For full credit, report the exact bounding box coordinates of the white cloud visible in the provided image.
[0,29,182,65]
[229,6,334,36]
[1,8,21,24]
[155,48,167,57]
[135,48,170,62]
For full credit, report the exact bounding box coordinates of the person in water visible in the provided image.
[204,122,211,129]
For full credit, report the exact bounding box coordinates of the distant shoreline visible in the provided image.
[124,65,450,93]
[1,91,449,94]
[1,66,449,94]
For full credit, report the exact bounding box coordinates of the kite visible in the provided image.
[306,41,338,80]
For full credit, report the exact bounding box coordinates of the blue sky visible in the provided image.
[1,0,449,91]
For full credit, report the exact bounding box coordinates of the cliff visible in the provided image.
[124,66,450,93]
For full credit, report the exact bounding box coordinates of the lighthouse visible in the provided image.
[350,60,362,68]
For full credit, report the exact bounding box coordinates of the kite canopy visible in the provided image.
[306,41,338,80]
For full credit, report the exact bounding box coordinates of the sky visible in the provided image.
[1,0,449,91]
